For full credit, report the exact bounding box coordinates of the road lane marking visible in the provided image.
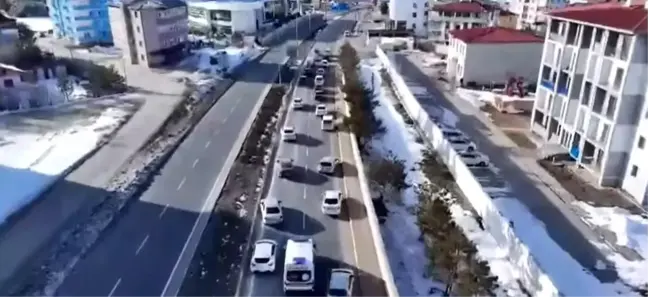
[205,140,211,148]
[305,147,309,156]
[177,177,186,190]
[192,158,199,168]
[108,278,121,297]
[303,187,307,199]
[135,234,149,255]
[339,129,360,268]
[230,105,236,114]
[159,204,169,218]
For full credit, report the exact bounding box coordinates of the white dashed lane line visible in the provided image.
[135,234,149,256]
[177,177,186,190]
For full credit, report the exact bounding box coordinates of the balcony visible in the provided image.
[541,79,555,91]
[556,72,570,96]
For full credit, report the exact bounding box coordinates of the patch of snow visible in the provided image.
[0,107,131,225]
[456,88,535,109]
[360,61,527,296]
[194,46,259,76]
[17,17,54,33]
[572,201,648,288]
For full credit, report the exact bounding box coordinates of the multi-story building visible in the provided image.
[387,0,429,36]
[428,0,501,43]
[529,0,648,206]
[188,0,283,36]
[47,0,113,45]
[0,10,18,63]
[108,0,188,67]
[508,0,568,31]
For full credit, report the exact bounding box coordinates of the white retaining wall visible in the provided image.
[375,48,561,297]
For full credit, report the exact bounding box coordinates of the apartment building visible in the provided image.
[387,0,429,36]
[508,0,568,31]
[188,0,280,35]
[47,0,113,45]
[429,0,501,43]
[529,0,648,206]
[109,0,189,67]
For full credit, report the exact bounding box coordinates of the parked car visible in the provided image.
[459,152,489,167]
[448,137,476,152]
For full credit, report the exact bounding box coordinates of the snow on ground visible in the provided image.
[17,17,54,33]
[0,105,132,225]
[194,46,259,76]
[456,88,535,109]
[573,201,648,288]
[359,61,529,296]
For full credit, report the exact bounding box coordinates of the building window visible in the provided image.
[136,26,141,33]
[639,136,645,149]
[139,41,143,47]
[630,165,638,177]
[141,54,145,61]
[413,3,417,8]
[134,11,138,17]
[412,12,417,18]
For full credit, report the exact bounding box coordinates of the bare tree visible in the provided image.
[57,76,73,102]
[367,152,409,201]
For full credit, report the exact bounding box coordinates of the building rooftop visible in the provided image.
[549,1,648,34]
[449,27,544,44]
[432,0,499,13]
[116,0,187,10]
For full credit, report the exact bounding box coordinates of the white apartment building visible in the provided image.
[508,0,568,30]
[188,0,282,35]
[429,0,501,43]
[109,0,189,67]
[447,27,543,86]
[529,0,648,206]
[388,0,429,36]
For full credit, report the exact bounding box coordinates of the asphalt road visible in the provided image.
[54,17,325,297]
[236,13,370,297]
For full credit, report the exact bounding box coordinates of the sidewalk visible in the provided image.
[390,51,624,283]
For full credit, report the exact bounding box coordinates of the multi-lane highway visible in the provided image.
[237,11,390,297]
[54,15,325,297]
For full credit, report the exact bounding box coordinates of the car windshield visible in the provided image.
[320,161,332,167]
[294,98,302,102]
[286,270,312,282]
[284,128,294,133]
[317,106,325,110]
[461,154,478,158]
[266,207,281,214]
[444,131,461,137]
[253,256,270,264]
[328,288,348,297]
[324,198,339,204]
[451,139,467,144]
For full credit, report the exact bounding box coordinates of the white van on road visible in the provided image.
[284,238,316,292]
[321,114,335,131]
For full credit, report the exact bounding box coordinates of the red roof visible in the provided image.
[449,27,544,44]
[433,1,488,13]
[549,2,648,34]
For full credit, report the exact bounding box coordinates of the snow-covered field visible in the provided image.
[1,78,89,115]
[573,201,648,289]
[360,59,645,296]
[0,102,134,225]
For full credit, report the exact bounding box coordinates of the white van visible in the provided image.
[284,238,316,292]
[321,114,335,131]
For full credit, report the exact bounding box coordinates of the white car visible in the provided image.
[315,104,328,116]
[321,190,345,216]
[327,269,354,297]
[314,75,325,86]
[344,30,351,37]
[316,68,326,76]
[250,239,278,273]
[321,114,335,131]
[441,128,464,140]
[318,156,340,174]
[260,197,283,225]
[293,97,303,109]
[282,126,297,142]
[449,137,477,153]
[459,152,490,167]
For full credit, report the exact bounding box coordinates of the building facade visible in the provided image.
[47,0,113,45]
[0,11,18,64]
[429,0,501,43]
[529,0,648,206]
[508,0,568,31]
[387,0,429,36]
[188,0,280,35]
[109,0,188,67]
[447,27,543,86]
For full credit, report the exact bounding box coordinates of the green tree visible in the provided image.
[57,76,73,102]
[454,251,499,296]
[379,1,389,15]
[88,65,126,96]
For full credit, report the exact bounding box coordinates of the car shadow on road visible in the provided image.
[297,133,323,147]
[339,197,367,222]
[299,104,316,113]
[273,208,325,237]
[282,166,329,186]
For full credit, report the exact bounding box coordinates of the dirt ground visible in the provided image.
[480,104,537,149]
[538,159,644,214]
